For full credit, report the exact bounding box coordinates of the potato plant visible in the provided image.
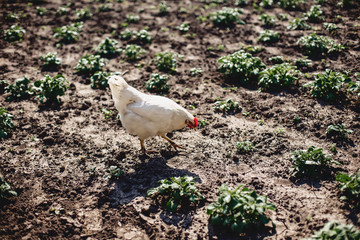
[323,23,338,34]
[40,52,61,68]
[106,166,123,179]
[206,184,276,233]
[91,71,110,89]
[123,44,146,61]
[134,29,152,44]
[75,7,92,21]
[145,73,170,93]
[258,30,280,43]
[0,108,14,138]
[304,69,350,101]
[74,54,106,74]
[236,141,254,154]
[4,25,26,42]
[95,37,122,57]
[297,33,344,56]
[177,23,190,33]
[6,12,19,21]
[119,29,132,40]
[277,0,305,10]
[259,13,276,26]
[36,6,48,16]
[326,124,352,140]
[33,74,68,104]
[56,6,69,16]
[336,171,360,208]
[259,0,274,8]
[189,67,203,76]
[287,18,311,30]
[53,22,83,43]
[268,56,285,64]
[5,77,33,101]
[209,7,245,26]
[218,50,266,84]
[213,99,242,113]
[289,146,340,179]
[304,5,324,23]
[153,52,179,72]
[0,80,9,93]
[258,63,300,91]
[126,14,140,23]
[294,57,312,68]
[0,176,17,199]
[304,221,360,240]
[147,176,203,212]
[158,1,170,14]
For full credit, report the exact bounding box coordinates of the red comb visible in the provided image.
[194,117,198,127]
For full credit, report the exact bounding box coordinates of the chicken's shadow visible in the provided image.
[108,154,200,207]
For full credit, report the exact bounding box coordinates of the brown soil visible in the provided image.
[1,0,359,239]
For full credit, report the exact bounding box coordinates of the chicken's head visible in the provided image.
[186,117,198,130]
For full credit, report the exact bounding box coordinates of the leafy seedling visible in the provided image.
[91,71,111,89]
[289,146,340,179]
[75,7,92,21]
[40,52,61,69]
[145,73,170,93]
[336,171,360,208]
[206,184,276,233]
[297,33,344,56]
[33,74,68,104]
[0,176,17,199]
[236,141,254,154]
[278,0,305,10]
[147,176,203,212]
[287,17,311,30]
[258,63,300,91]
[303,5,324,23]
[0,108,14,138]
[210,7,245,26]
[190,68,203,76]
[213,99,242,113]
[95,37,122,57]
[326,124,352,140]
[53,22,83,43]
[177,23,190,33]
[4,25,26,42]
[5,77,33,101]
[74,54,106,74]
[101,109,114,120]
[304,221,360,240]
[153,52,179,72]
[123,44,146,61]
[258,30,280,43]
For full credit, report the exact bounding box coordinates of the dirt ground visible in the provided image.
[1,0,359,239]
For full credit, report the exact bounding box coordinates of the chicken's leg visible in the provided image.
[139,139,157,154]
[161,135,185,151]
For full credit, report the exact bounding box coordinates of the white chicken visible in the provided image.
[108,75,198,153]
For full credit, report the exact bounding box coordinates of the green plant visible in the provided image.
[289,146,339,178]
[347,75,360,97]
[304,69,350,101]
[304,5,324,22]
[98,3,113,12]
[0,80,9,93]
[147,176,203,212]
[123,44,146,61]
[240,44,264,54]
[153,52,179,72]
[297,33,344,56]
[91,71,110,89]
[198,119,209,128]
[119,28,132,40]
[323,23,338,34]
[95,37,122,57]
[213,99,242,113]
[5,77,33,101]
[326,124,353,140]
[210,7,245,26]
[4,25,26,42]
[336,171,360,208]
[259,13,276,26]
[258,30,280,43]
[287,18,311,30]
[40,52,61,68]
[0,176,17,199]
[236,141,254,154]
[36,6,48,16]
[134,29,152,44]
[33,74,68,104]
[304,221,360,240]
[74,54,106,74]
[56,6,69,16]
[53,22,83,43]
[177,23,190,33]
[235,0,248,5]
[101,108,114,120]
[259,0,274,8]
[0,108,14,138]
[268,56,285,64]
[190,67,203,76]
[6,12,19,21]
[278,0,305,10]
[258,63,300,91]
[75,7,92,21]
[126,14,140,23]
[206,184,276,233]
[158,1,170,14]
[106,166,123,179]
[217,50,266,84]
[145,73,170,93]
[294,57,312,68]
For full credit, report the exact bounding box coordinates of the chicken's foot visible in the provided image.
[140,139,157,154]
[160,135,185,151]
